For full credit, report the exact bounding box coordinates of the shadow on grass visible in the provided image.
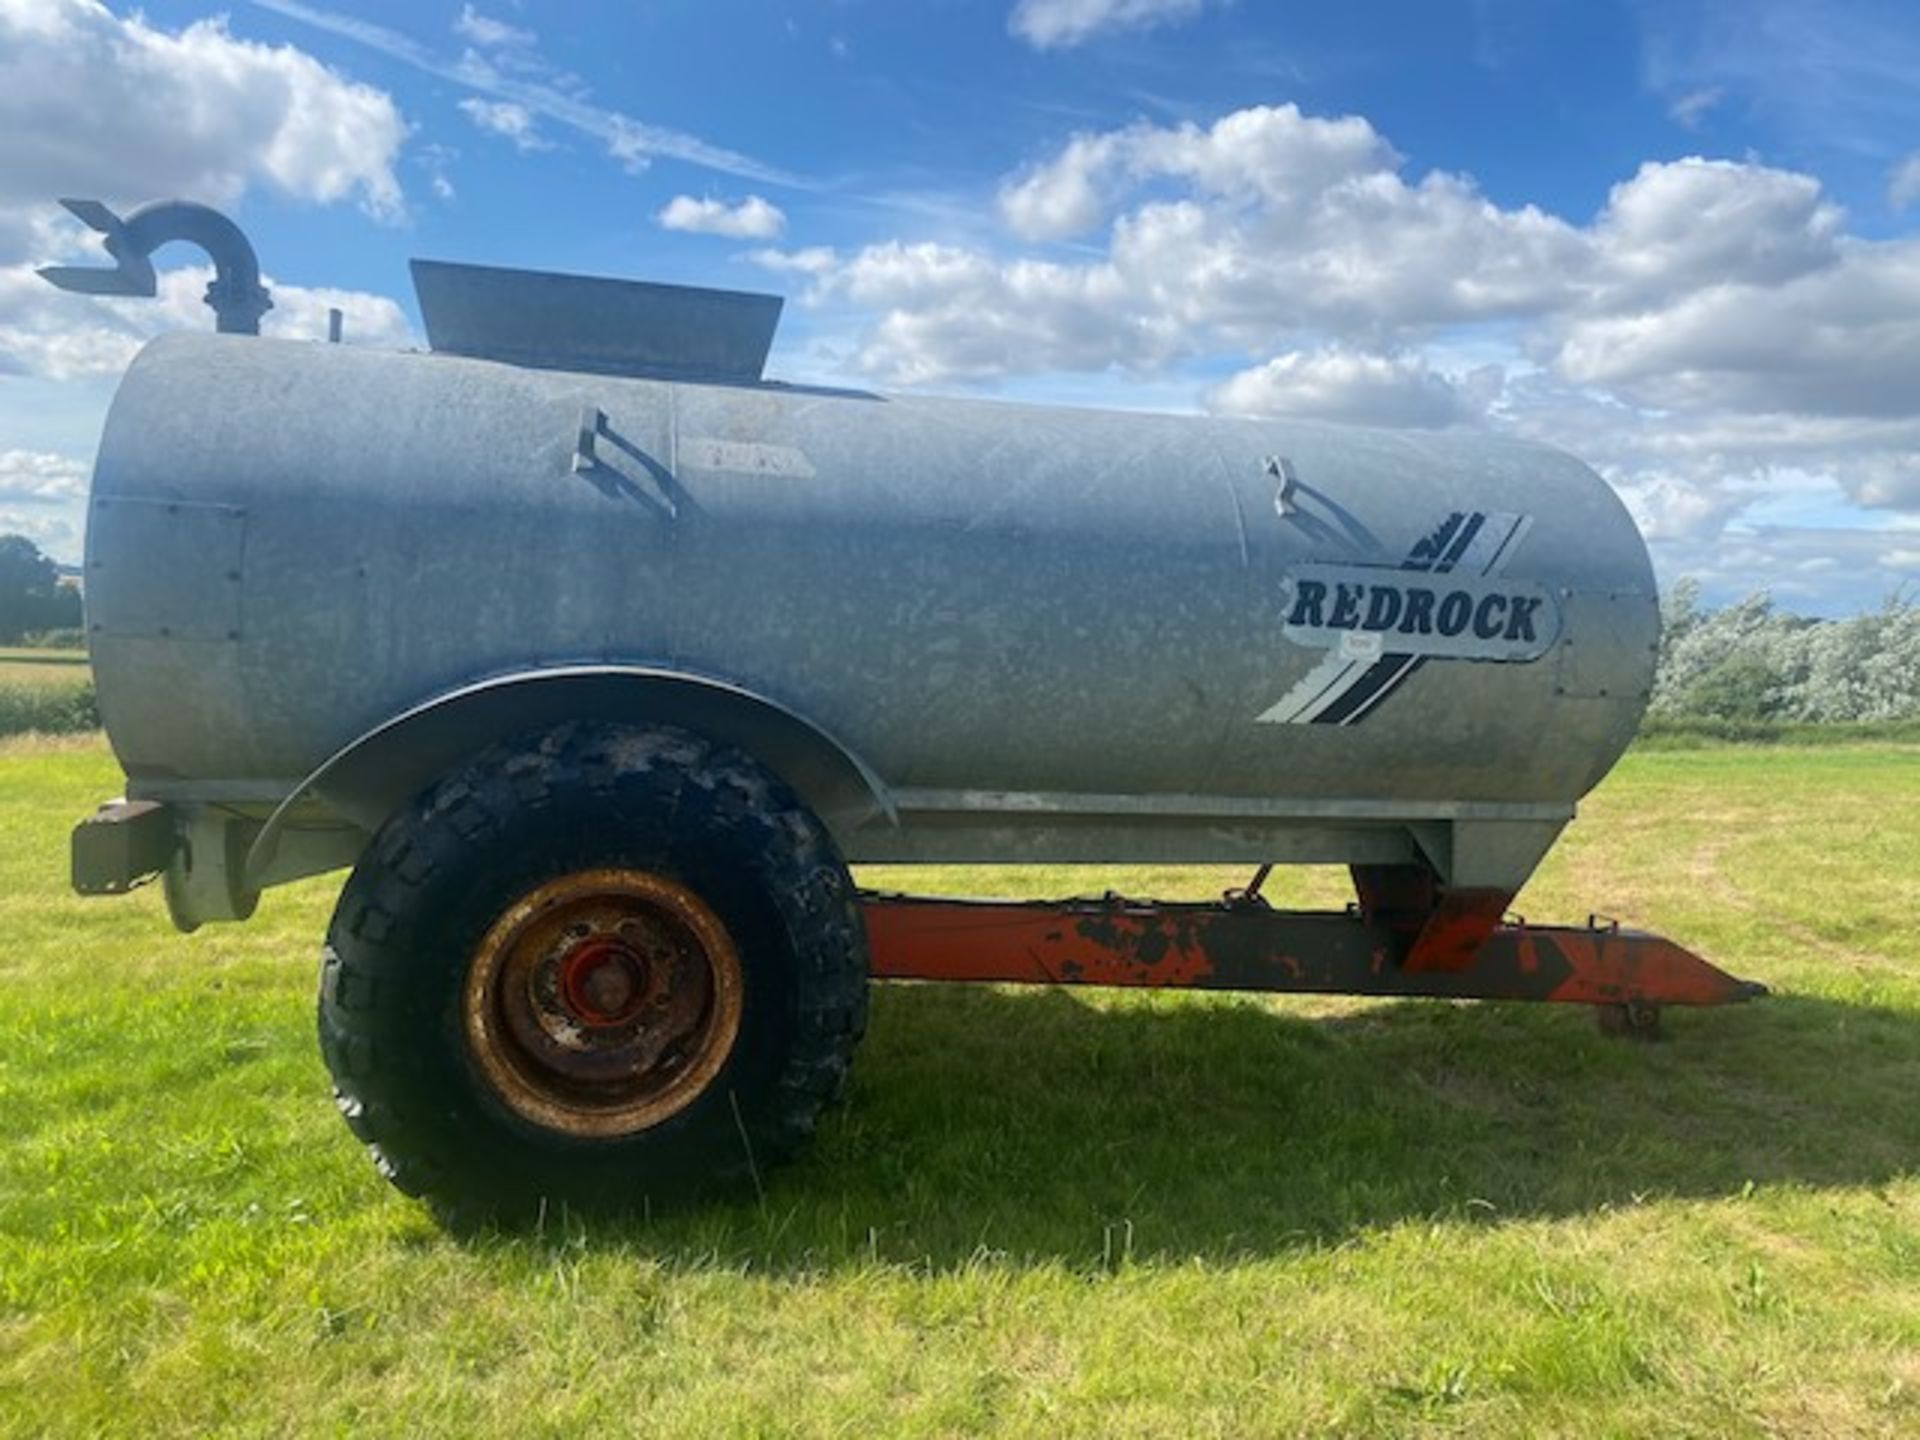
[487,982,1920,1269]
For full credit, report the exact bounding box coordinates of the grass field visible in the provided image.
[0,650,96,738]
[0,647,89,692]
[2,738,1917,1437]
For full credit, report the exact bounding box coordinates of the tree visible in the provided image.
[0,535,82,643]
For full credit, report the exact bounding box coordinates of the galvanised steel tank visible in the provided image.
[58,224,1720,1223]
[82,283,1654,923]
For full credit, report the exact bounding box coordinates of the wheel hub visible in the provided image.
[463,868,744,1137]
[558,937,650,1026]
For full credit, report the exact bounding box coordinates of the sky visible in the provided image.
[1,0,1917,613]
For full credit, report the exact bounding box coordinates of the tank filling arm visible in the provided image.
[38,197,272,335]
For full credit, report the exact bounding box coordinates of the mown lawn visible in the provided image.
[2,737,1917,1437]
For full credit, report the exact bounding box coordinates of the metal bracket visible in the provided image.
[1266,455,1299,517]
[565,403,680,519]
[571,405,606,474]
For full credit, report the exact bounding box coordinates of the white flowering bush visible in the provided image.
[1652,582,1920,722]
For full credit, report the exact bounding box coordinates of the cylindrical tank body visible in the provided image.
[85,333,1657,874]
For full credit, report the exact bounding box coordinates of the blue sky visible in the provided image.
[2,0,1918,611]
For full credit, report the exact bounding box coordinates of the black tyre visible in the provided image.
[317,722,868,1223]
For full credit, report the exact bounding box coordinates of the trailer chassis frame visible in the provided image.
[860,864,1764,1033]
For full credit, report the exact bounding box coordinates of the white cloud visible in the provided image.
[997,136,1113,242]
[255,0,798,186]
[453,4,534,51]
[1553,241,1920,421]
[1206,348,1477,429]
[999,104,1393,242]
[1668,86,1724,128]
[0,261,415,380]
[415,143,459,202]
[1587,158,1841,304]
[1490,373,1920,554]
[1010,0,1214,49]
[0,507,76,549]
[750,246,839,276]
[789,106,1599,380]
[0,452,81,548]
[1890,153,1920,213]
[459,98,550,152]
[1611,473,1752,545]
[0,449,88,505]
[255,274,416,351]
[794,242,1144,384]
[813,113,1900,413]
[0,0,405,224]
[1643,525,1918,611]
[1844,453,1920,511]
[657,195,787,240]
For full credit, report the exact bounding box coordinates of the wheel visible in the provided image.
[317,722,868,1223]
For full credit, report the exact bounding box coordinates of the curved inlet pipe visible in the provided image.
[38,197,273,335]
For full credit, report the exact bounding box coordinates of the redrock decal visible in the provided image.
[1258,509,1557,727]
[1280,565,1558,663]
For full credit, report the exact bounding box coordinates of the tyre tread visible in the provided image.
[315,723,868,1221]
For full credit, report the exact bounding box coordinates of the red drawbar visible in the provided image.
[859,893,1764,1009]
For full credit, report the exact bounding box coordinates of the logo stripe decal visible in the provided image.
[1322,511,1526,725]
[1257,510,1533,727]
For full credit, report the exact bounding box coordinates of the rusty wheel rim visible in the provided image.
[463,868,744,1138]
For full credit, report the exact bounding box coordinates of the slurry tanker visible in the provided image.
[47,199,1762,1220]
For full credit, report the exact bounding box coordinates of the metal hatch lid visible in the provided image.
[410,258,783,384]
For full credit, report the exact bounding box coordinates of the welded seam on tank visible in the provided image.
[1186,427,1261,803]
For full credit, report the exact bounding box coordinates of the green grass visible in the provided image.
[3,739,1918,1437]
[1637,716,1920,748]
[0,650,96,737]
[0,685,97,738]
[0,647,89,691]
